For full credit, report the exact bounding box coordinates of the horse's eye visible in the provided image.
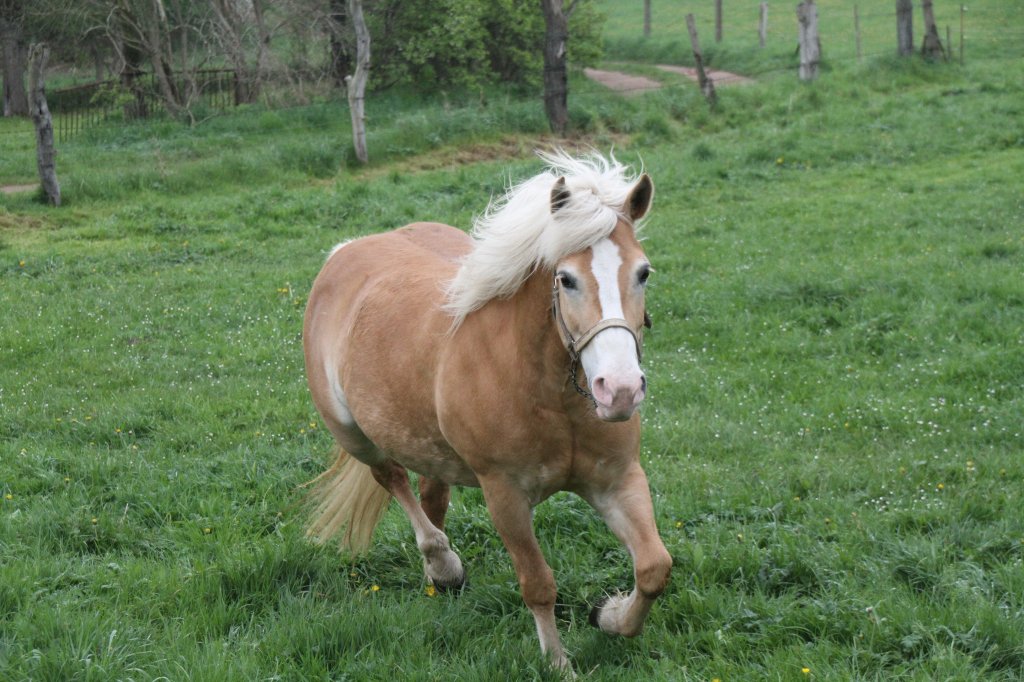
[558,273,578,291]
[637,265,651,286]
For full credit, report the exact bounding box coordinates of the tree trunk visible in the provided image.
[896,0,914,57]
[211,0,258,104]
[797,1,821,81]
[329,0,351,87]
[252,0,271,97]
[541,0,572,136]
[920,0,945,60]
[144,2,182,118]
[28,44,60,206]
[347,0,370,164]
[120,42,149,120]
[1,15,29,117]
[90,42,106,82]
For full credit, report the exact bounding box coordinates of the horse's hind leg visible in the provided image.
[418,476,451,531]
[584,464,672,637]
[371,463,466,590]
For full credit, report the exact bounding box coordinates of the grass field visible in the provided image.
[2,2,1023,679]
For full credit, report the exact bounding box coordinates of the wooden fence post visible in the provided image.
[643,0,651,38]
[920,0,945,60]
[715,0,723,43]
[759,3,768,48]
[685,14,717,107]
[959,4,965,65]
[797,1,820,81]
[854,6,863,60]
[27,43,60,206]
[896,0,914,57]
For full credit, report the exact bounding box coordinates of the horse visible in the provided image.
[302,151,671,671]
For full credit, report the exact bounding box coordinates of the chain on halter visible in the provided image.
[551,275,645,406]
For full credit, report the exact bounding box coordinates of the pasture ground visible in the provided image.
[1,1,1022,679]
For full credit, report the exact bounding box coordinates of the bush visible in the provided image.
[363,0,604,91]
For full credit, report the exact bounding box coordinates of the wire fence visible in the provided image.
[592,3,1023,95]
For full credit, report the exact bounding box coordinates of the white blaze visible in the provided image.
[580,239,642,390]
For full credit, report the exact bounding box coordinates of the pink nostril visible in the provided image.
[592,376,612,404]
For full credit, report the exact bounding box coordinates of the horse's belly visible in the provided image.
[390,444,480,487]
[347,397,480,487]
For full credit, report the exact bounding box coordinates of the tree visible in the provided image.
[1,0,29,116]
[210,0,270,104]
[797,0,821,81]
[28,43,59,205]
[896,0,914,57]
[540,0,577,136]
[346,0,369,163]
[920,0,945,60]
[326,0,351,87]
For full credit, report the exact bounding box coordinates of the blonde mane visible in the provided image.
[443,151,641,325]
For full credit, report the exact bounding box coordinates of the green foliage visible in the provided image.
[368,0,604,91]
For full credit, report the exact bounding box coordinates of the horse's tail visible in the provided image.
[305,447,392,554]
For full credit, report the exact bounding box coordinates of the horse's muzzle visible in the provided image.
[592,373,647,421]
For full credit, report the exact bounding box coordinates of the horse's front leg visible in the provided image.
[583,464,672,637]
[479,475,570,672]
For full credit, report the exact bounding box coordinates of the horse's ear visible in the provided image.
[550,176,571,213]
[626,173,654,221]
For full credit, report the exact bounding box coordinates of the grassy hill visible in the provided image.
[1,2,1022,679]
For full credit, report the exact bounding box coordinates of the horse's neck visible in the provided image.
[509,269,568,381]
[459,269,569,399]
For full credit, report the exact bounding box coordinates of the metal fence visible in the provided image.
[49,68,238,141]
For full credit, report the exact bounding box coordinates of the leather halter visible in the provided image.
[551,276,644,404]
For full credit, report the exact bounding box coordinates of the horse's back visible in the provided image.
[394,221,472,262]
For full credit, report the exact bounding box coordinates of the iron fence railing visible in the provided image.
[49,68,238,141]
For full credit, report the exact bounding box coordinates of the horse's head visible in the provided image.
[551,173,654,422]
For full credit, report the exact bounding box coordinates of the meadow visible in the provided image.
[1,1,1023,679]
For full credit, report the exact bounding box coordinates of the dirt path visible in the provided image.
[583,68,662,95]
[655,64,754,86]
[1,183,37,195]
[585,64,752,94]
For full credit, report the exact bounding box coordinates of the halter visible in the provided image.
[551,276,645,406]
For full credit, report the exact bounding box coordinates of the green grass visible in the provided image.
[598,0,1024,75]
[2,4,1023,679]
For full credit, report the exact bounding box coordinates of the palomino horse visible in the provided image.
[303,152,671,671]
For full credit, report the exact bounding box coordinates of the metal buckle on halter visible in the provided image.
[551,276,644,406]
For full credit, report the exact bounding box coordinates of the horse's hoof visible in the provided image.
[588,596,609,629]
[433,570,467,594]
